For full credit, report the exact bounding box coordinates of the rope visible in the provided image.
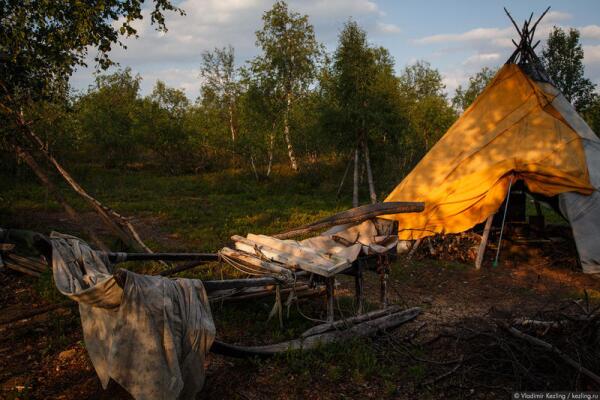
[218,251,269,277]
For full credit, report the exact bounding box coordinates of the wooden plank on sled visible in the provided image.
[239,234,350,277]
[232,235,341,270]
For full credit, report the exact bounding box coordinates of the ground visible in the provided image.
[1,165,599,399]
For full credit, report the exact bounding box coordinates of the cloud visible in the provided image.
[580,25,600,41]
[415,27,513,46]
[583,44,600,86]
[142,68,202,96]
[72,0,388,97]
[376,22,401,34]
[463,52,501,66]
[543,10,572,24]
[414,10,600,96]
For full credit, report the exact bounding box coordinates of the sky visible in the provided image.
[70,0,600,100]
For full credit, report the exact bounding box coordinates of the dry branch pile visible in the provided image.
[380,296,600,396]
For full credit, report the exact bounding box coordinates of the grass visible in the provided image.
[0,162,580,398]
[1,161,359,253]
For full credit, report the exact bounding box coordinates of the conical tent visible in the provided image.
[383,27,600,273]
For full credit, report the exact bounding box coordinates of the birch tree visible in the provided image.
[200,46,240,143]
[252,1,322,172]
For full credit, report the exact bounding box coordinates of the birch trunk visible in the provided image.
[363,140,377,204]
[228,104,236,142]
[283,92,299,172]
[250,154,259,181]
[266,132,275,178]
[353,147,360,207]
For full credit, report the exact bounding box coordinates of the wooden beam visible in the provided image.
[108,252,218,263]
[203,277,285,292]
[274,201,424,240]
[210,307,421,358]
[301,305,404,338]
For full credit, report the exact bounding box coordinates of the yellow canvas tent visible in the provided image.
[381,9,600,274]
[386,8,600,273]
[384,63,594,240]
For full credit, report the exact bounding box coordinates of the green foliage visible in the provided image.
[138,81,195,173]
[398,61,457,166]
[542,26,597,111]
[253,1,322,97]
[324,20,409,174]
[399,60,446,100]
[200,46,240,144]
[452,67,497,112]
[76,68,143,168]
[582,96,600,135]
[0,0,182,113]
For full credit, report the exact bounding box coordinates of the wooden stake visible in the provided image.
[336,153,353,198]
[475,215,494,270]
[379,261,389,309]
[352,147,359,207]
[363,141,377,204]
[326,277,335,322]
[354,260,364,315]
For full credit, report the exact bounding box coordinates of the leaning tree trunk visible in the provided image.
[11,140,108,251]
[283,92,299,172]
[353,146,360,207]
[15,115,154,253]
[363,140,377,204]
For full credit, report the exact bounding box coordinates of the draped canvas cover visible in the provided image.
[51,232,216,400]
[384,64,593,240]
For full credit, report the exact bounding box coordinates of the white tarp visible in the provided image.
[538,82,600,274]
[50,232,215,399]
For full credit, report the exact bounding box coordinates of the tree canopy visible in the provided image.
[0,0,182,114]
[452,67,497,112]
[542,26,597,111]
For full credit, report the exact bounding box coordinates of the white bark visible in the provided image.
[266,131,275,178]
[228,104,236,142]
[283,92,299,172]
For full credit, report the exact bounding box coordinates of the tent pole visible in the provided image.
[493,175,515,268]
[475,214,494,270]
[336,151,353,199]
